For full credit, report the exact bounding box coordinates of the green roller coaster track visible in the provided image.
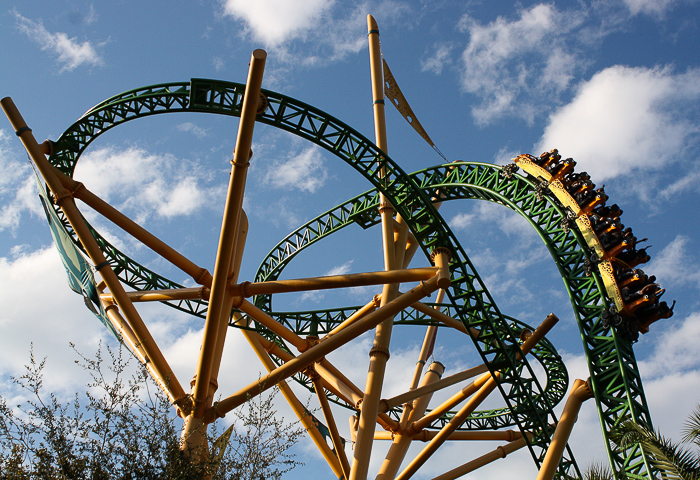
[44,78,655,479]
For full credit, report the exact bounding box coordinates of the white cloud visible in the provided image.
[326,260,354,276]
[219,0,411,67]
[0,174,44,233]
[264,146,329,193]
[420,42,455,75]
[212,56,225,71]
[0,130,42,233]
[660,169,700,198]
[14,11,104,72]
[458,4,586,125]
[623,0,679,16]
[0,247,105,391]
[537,65,700,181]
[74,146,223,223]
[449,212,475,230]
[646,235,700,288]
[176,122,208,139]
[220,0,335,47]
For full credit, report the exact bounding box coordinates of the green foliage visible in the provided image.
[0,343,303,480]
[580,463,616,480]
[610,412,700,480]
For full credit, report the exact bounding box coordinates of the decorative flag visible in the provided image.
[383,58,447,161]
[35,170,120,339]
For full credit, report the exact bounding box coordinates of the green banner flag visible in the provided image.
[35,171,120,340]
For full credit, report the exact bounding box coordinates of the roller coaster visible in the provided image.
[1,15,674,480]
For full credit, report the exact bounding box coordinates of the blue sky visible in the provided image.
[1,1,700,478]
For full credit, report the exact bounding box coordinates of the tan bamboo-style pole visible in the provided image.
[252,336,400,432]
[383,364,490,414]
[101,299,182,409]
[377,362,445,480]
[432,437,529,480]
[410,300,477,335]
[315,360,364,406]
[101,287,209,302]
[203,274,441,424]
[230,267,437,297]
[395,372,501,480]
[0,96,187,407]
[189,49,266,421]
[395,313,559,480]
[536,378,593,480]
[210,209,249,392]
[51,165,212,286]
[410,371,492,432]
[407,288,447,393]
[311,373,352,478]
[351,15,400,480]
[239,316,345,478]
[237,299,310,351]
[373,430,525,442]
[325,296,380,338]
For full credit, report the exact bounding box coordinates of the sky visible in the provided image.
[1,0,700,479]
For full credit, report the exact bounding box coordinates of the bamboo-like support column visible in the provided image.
[0,96,187,408]
[395,372,501,480]
[377,362,445,480]
[396,313,559,480]
[351,15,400,480]
[189,49,266,421]
[203,275,441,424]
[399,363,490,412]
[536,378,593,480]
[230,267,437,297]
[410,300,479,336]
[51,165,212,286]
[393,217,411,270]
[325,296,380,338]
[253,336,400,432]
[385,289,446,477]
[311,373,352,478]
[238,316,344,478]
[101,287,209,303]
[101,299,182,410]
[410,371,492,432]
[210,210,249,393]
[407,288,447,393]
[181,51,266,462]
[315,360,364,407]
[237,299,310,351]
[374,430,525,442]
[431,436,529,480]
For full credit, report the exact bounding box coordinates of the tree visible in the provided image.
[0,343,304,480]
[609,406,700,480]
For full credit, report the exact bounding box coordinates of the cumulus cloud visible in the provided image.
[421,42,455,75]
[458,4,587,125]
[623,0,679,16]
[0,131,42,233]
[0,247,105,390]
[176,122,208,139]
[537,65,700,181]
[219,0,411,65]
[221,0,334,47]
[14,11,104,72]
[263,146,329,193]
[73,146,223,223]
[646,235,700,288]
[449,212,475,230]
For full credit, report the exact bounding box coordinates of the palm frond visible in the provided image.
[581,462,616,480]
[682,404,700,447]
[611,420,700,480]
